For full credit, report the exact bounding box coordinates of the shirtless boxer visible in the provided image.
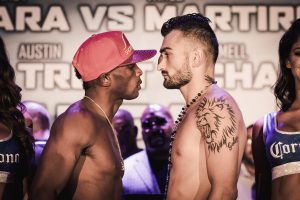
[158,13,247,200]
[31,31,156,200]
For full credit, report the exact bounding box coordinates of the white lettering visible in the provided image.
[0,154,20,163]
[15,154,19,163]
[6,154,14,163]
[270,142,283,159]
[79,6,107,31]
[270,6,293,31]
[42,6,69,31]
[18,43,62,60]
[17,62,84,89]
[1,5,71,32]
[215,61,277,90]
[107,6,134,31]
[282,144,291,154]
[204,5,299,32]
[270,142,300,160]
[231,6,256,31]
[0,7,14,31]
[291,143,298,152]
[16,6,41,31]
[17,63,43,89]
[253,62,277,89]
[219,43,247,60]
[257,6,267,31]
[181,4,200,15]
[205,6,231,31]
[44,63,70,89]
[145,5,176,31]
[224,62,253,89]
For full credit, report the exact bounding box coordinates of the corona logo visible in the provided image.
[270,142,300,160]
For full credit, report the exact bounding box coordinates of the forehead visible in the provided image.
[142,110,171,121]
[112,116,126,124]
[23,111,33,126]
[161,30,185,48]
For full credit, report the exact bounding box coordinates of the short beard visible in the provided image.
[163,62,192,89]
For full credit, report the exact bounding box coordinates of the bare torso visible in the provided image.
[32,101,124,200]
[168,112,210,199]
[167,86,247,200]
[271,174,300,200]
[58,130,124,199]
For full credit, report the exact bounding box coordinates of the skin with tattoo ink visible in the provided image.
[197,97,238,153]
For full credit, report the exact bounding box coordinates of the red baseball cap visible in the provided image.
[72,31,157,81]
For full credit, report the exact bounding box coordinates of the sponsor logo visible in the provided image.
[270,142,300,160]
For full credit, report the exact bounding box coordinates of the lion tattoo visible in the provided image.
[196,96,237,153]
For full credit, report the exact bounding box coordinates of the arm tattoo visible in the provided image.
[196,96,238,153]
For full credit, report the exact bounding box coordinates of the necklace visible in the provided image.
[84,96,124,171]
[164,78,217,199]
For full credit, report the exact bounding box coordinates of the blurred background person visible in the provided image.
[237,124,255,200]
[252,18,300,200]
[0,36,34,199]
[22,108,33,130]
[112,109,142,159]
[22,101,51,143]
[122,104,174,199]
[22,101,51,188]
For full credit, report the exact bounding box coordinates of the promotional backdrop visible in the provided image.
[1,0,299,145]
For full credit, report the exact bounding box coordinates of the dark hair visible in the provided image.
[274,18,300,111]
[161,13,219,63]
[247,124,253,130]
[74,68,101,91]
[0,36,34,160]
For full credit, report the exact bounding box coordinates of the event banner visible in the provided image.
[1,0,299,131]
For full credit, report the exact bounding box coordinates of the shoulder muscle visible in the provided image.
[196,96,238,153]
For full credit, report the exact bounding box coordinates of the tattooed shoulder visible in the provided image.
[196,96,238,153]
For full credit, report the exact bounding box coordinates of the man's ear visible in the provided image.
[99,73,111,86]
[190,48,205,68]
